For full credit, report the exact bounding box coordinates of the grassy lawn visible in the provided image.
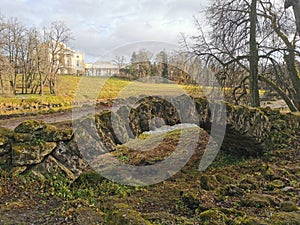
[0,75,205,114]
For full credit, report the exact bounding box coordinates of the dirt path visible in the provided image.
[0,105,112,130]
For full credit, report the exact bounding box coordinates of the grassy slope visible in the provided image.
[0,75,204,115]
[0,127,299,224]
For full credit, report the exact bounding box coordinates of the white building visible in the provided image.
[85,61,119,76]
[58,46,85,75]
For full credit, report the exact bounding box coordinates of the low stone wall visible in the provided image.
[0,95,299,181]
[0,120,87,180]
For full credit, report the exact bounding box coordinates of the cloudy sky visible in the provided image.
[0,0,209,62]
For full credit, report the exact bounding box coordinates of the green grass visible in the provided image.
[0,75,205,114]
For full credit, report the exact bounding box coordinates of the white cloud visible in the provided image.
[0,0,209,62]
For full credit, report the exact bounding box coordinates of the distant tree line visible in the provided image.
[0,15,72,96]
[117,49,203,85]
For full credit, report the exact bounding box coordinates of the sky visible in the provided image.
[0,0,210,63]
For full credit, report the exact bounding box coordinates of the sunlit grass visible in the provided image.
[0,75,207,114]
[0,75,270,115]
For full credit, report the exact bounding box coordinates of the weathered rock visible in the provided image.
[200,175,219,191]
[241,193,279,208]
[194,97,210,128]
[171,94,199,124]
[8,166,27,176]
[0,135,9,147]
[13,133,34,143]
[281,201,299,212]
[148,117,165,130]
[52,141,88,177]
[0,127,12,156]
[269,179,286,189]
[14,120,46,133]
[181,192,202,211]
[72,126,110,164]
[271,211,300,225]
[40,125,73,142]
[109,111,129,144]
[218,184,246,197]
[11,142,56,166]
[76,114,116,151]
[0,145,10,155]
[261,108,300,149]
[239,175,259,190]
[223,104,271,156]
[116,105,135,138]
[106,203,152,225]
[281,186,295,192]
[30,155,76,180]
[198,209,228,225]
[128,108,143,137]
[1,94,299,186]
[233,216,268,225]
[0,153,11,165]
[215,174,236,185]
[128,96,180,135]
[95,112,120,150]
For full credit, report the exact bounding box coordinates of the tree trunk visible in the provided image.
[0,71,4,95]
[284,51,300,110]
[258,75,298,112]
[249,0,260,107]
[39,73,43,96]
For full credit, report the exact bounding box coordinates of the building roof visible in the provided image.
[92,61,118,69]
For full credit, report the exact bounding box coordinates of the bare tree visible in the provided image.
[0,16,7,95]
[190,0,300,111]
[284,0,300,34]
[2,18,26,94]
[18,27,41,94]
[0,16,74,96]
[113,55,125,69]
[43,21,73,94]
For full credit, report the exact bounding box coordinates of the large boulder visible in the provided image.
[11,142,56,166]
[30,155,77,181]
[116,106,136,138]
[219,103,272,156]
[39,125,73,142]
[14,120,46,133]
[52,141,88,177]
[171,94,199,124]
[128,96,180,136]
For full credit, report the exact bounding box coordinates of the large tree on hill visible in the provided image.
[191,0,300,111]
[43,21,73,95]
[1,18,26,95]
